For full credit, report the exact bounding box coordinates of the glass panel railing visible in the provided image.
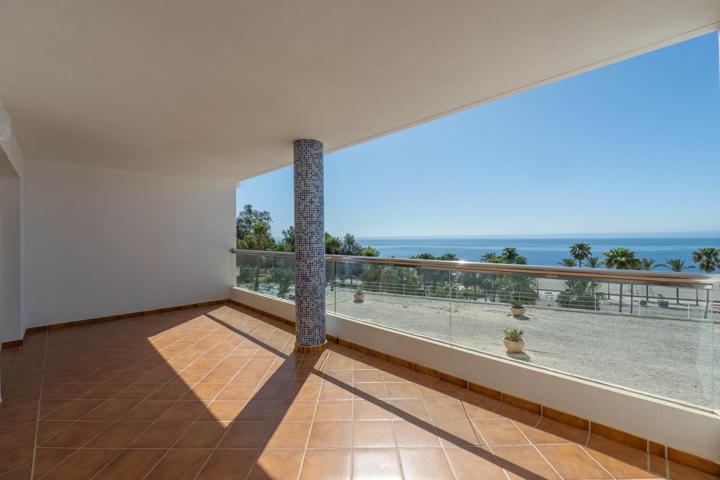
[234,250,718,410]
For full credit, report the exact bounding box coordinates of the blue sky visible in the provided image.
[237,32,720,238]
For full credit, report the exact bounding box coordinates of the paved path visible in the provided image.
[331,289,719,409]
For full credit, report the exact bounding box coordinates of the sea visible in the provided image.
[356,235,720,271]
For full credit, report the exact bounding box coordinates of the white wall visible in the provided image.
[22,160,235,329]
[0,160,21,343]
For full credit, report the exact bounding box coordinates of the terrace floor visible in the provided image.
[0,304,716,480]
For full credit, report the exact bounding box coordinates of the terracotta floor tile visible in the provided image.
[387,399,431,421]
[300,448,352,480]
[517,417,588,445]
[219,421,274,448]
[41,420,111,447]
[122,399,174,421]
[399,447,455,480]
[87,421,150,448]
[446,447,507,480]
[353,420,396,447]
[319,383,353,401]
[493,445,560,480]
[175,421,229,448]
[201,400,247,421]
[585,434,659,479]
[216,382,257,400]
[353,382,388,399]
[494,403,540,426]
[185,383,224,400]
[247,448,304,480]
[235,400,283,420]
[393,420,440,447]
[354,399,393,420]
[112,383,159,399]
[472,418,529,446]
[353,448,403,480]
[196,448,258,480]
[83,399,140,421]
[0,443,33,475]
[315,400,353,421]
[426,397,469,421]
[43,399,104,420]
[145,449,211,480]
[148,384,190,400]
[354,370,385,383]
[37,422,72,445]
[279,401,316,421]
[80,383,131,399]
[386,383,421,399]
[33,448,76,479]
[435,418,483,447]
[94,448,166,480]
[265,421,311,448]
[537,444,611,480]
[308,421,353,448]
[129,422,189,448]
[462,393,502,419]
[156,401,205,422]
[41,448,119,480]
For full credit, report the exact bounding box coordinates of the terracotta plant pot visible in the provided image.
[503,339,525,353]
[353,291,365,303]
[511,306,525,317]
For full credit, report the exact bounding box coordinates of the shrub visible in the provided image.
[503,328,524,342]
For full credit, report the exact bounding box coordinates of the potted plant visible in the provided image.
[510,300,525,317]
[503,328,525,353]
[353,288,365,303]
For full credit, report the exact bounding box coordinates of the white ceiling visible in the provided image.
[0,1,718,181]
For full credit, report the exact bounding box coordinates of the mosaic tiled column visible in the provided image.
[293,139,327,352]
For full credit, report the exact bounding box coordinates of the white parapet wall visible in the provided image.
[231,286,720,463]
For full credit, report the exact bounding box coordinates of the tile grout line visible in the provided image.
[39,312,237,479]
[136,315,275,480]
[292,347,329,480]
[461,394,512,480]
[50,320,226,480]
[194,328,299,480]
[512,419,566,480]
[415,383,460,480]
[29,330,49,480]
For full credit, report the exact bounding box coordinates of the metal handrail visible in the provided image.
[232,248,718,288]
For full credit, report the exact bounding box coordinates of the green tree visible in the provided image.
[603,247,640,313]
[557,280,601,310]
[559,258,577,267]
[691,247,719,317]
[341,233,362,256]
[481,251,499,263]
[692,247,720,273]
[276,226,294,252]
[658,259,694,304]
[325,233,342,254]
[236,204,273,249]
[637,258,658,301]
[586,256,602,268]
[569,243,592,267]
[499,247,527,264]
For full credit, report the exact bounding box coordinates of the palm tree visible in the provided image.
[586,256,602,268]
[559,258,577,267]
[637,258,658,302]
[324,233,342,254]
[658,259,694,304]
[481,252,499,263]
[603,248,640,313]
[691,247,719,318]
[569,243,592,268]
